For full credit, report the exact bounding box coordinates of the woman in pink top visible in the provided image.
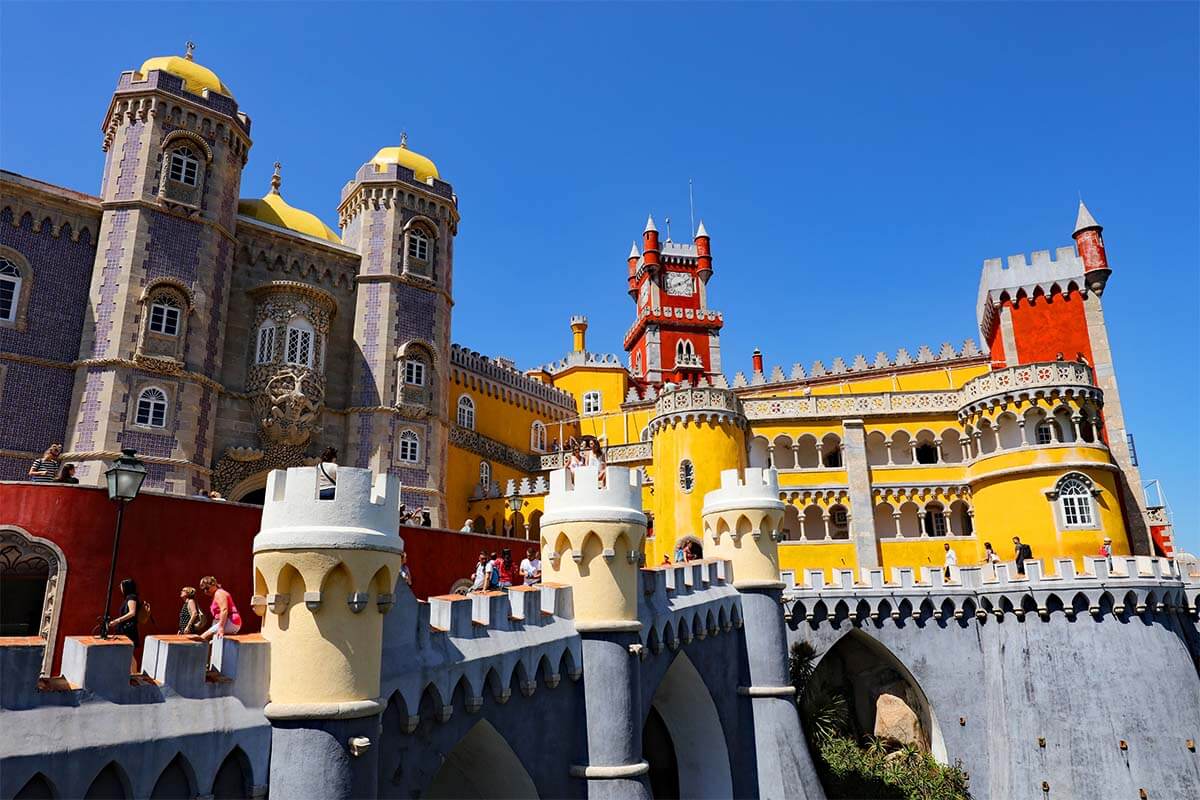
[199,575,242,640]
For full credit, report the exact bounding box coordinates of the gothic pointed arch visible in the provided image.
[424,719,539,799]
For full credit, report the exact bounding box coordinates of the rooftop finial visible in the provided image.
[664,216,672,243]
[400,131,408,149]
[270,161,282,194]
[184,41,196,61]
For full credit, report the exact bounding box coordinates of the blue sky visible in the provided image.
[2,2,1196,550]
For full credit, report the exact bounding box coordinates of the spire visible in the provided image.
[644,215,657,233]
[695,219,709,238]
[400,131,408,149]
[184,41,196,61]
[270,161,282,195]
[629,242,640,259]
[1073,199,1100,235]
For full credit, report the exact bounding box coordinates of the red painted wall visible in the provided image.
[1007,289,1095,366]
[1,483,537,673]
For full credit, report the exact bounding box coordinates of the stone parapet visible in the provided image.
[542,465,645,527]
[254,466,403,553]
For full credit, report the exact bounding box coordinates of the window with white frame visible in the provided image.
[1035,421,1055,445]
[582,391,601,415]
[531,421,547,452]
[404,358,426,386]
[168,147,200,186]
[398,430,420,463]
[1056,474,1096,528]
[285,318,315,367]
[679,459,695,492]
[135,387,168,428]
[148,296,181,336]
[479,461,491,490]
[256,321,276,364]
[407,230,429,262]
[0,258,21,322]
[457,395,476,429]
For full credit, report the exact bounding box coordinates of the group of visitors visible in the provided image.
[946,536,1103,579]
[565,438,606,486]
[28,444,78,483]
[469,548,540,592]
[667,540,703,564]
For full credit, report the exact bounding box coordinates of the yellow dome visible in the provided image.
[370,138,440,183]
[238,187,341,244]
[139,50,234,98]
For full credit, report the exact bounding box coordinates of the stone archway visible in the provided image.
[425,720,539,799]
[811,630,947,763]
[0,526,67,676]
[643,652,733,799]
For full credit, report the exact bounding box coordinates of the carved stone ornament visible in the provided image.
[257,366,324,446]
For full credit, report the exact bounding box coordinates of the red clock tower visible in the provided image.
[623,216,724,387]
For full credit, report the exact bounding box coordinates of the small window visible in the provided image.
[404,359,426,386]
[135,387,168,428]
[479,461,491,490]
[582,391,601,415]
[398,430,420,463]
[407,230,429,262]
[256,322,276,364]
[0,258,21,322]
[285,319,315,367]
[457,395,476,429]
[1057,475,1096,527]
[679,459,695,492]
[1035,422,1055,445]
[149,297,181,336]
[925,508,947,536]
[168,148,200,186]
[531,421,547,452]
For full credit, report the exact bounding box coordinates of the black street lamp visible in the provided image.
[99,448,146,639]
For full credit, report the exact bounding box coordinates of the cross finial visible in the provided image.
[270,161,282,194]
[400,131,408,149]
[185,41,196,61]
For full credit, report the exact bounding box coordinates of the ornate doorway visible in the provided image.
[0,527,67,675]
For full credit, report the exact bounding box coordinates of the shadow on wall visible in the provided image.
[424,719,538,799]
[811,630,947,763]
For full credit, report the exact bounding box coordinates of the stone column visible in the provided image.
[840,419,878,568]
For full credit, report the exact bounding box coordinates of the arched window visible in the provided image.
[530,421,546,452]
[404,357,426,386]
[407,229,430,262]
[633,352,642,376]
[640,426,651,442]
[1054,473,1097,528]
[168,147,200,186]
[285,318,314,367]
[457,395,476,429]
[256,321,276,364]
[479,461,491,490]
[1035,421,1056,445]
[0,257,22,323]
[679,459,695,492]
[914,442,938,464]
[135,387,168,428]
[398,430,420,463]
[149,295,181,336]
[582,391,601,415]
[924,503,947,536]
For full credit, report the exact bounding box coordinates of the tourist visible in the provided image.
[199,576,242,641]
[461,519,475,533]
[566,442,584,475]
[983,541,1000,564]
[421,509,432,527]
[498,548,515,588]
[486,551,501,590]
[400,552,412,587]
[28,444,62,482]
[661,554,671,565]
[943,542,957,579]
[317,446,338,500]
[587,439,607,486]
[177,587,204,635]
[519,547,541,585]
[1012,537,1033,577]
[1098,536,1114,567]
[674,542,686,563]
[208,490,226,501]
[107,578,142,671]
[470,551,488,592]
[55,464,79,484]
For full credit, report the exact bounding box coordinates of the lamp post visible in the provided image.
[99,448,146,639]
[507,491,524,538]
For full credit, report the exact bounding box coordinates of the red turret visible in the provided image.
[627,243,640,298]
[694,220,712,284]
[642,215,660,275]
[1072,200,1110,293]
[752,348,763,374]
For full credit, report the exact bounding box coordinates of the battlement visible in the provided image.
[702,468,785,515]
[254,466,404,553]
[976,244,1087,338]
[784,556,1200,624]
[542,466,646,526]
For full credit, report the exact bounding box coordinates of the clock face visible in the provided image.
[664,271,694,296]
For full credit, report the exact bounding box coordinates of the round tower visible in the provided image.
[540,464,652,797]
[252,465,403,799]
[570,315,589,354]
[1072,199,1110,293]
[701,467,786,588]
[648,385,748,565]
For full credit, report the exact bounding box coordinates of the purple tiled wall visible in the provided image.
[0,362,76,477]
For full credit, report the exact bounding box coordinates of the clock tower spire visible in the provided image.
[623,216,724,387]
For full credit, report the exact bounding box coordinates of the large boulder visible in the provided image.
[873,690,924,748]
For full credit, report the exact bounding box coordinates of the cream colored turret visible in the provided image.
[702,467,786,589]
[252,466,403,719]
[540,464,647,632]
